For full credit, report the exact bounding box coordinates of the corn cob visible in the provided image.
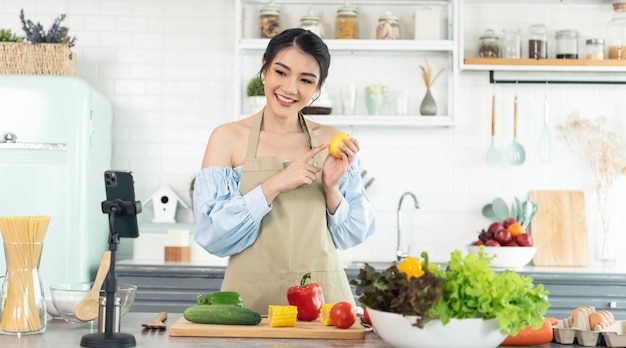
[319,303,335,326]
[268,305,298,327]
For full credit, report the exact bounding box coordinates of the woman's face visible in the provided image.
[262,46,320,118]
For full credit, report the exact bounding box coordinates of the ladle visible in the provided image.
[74,250,111,322]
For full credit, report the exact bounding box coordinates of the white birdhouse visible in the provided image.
[143,185,189,223]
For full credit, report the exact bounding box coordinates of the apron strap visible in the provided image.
[245,110,264,160]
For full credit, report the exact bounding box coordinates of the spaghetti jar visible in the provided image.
[607,2,626,59]
[300,7,324,38]
[335,1,358,39]
[259,1,281,39]
[478,29,500,58]
[555,29,579,59]
[377,11,400,40]
[501,29,522,58]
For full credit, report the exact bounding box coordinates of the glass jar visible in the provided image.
[335,1,358,39]
[300,7,324,38]
[478,29,500,58]
[528,24,548,59]
[377,11,400,40]
[607,2,626,59]
[259,1,281,39]
[501,29,522,58]
[555,29,579,59]
[586,38,605,60]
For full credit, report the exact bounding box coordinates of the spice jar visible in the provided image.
[377,11,400,40]
[555,29,579,59]
[335,1,358,39]
[300,7,324,38]
[501,29,522,58]
[259,1,281,39]
[607,2,626,59]
[478,29,500,58]
[586,39,605,60]
[528,24,548,59]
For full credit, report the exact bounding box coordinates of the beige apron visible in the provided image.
[220,111,355,315]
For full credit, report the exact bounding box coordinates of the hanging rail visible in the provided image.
[488,70,626,85]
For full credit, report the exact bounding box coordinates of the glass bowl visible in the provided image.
[49,282,136,324]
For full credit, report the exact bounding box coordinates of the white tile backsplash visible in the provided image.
[3,0,626,269]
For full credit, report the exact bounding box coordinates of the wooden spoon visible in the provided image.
[74,250,111,322]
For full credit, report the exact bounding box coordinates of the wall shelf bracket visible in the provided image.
[488,70,626,85]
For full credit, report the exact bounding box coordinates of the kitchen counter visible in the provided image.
[0,312,599,347]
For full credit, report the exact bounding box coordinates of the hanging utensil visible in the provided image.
[506,94,526,165]
[537,86,552,164]
[486,91,502,164]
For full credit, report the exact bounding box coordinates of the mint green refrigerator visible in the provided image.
[0,76,112,295]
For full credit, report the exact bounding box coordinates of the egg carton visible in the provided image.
[553,308,626,347]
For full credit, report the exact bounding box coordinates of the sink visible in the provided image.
[344,261,395,270]
[344,261,449,271]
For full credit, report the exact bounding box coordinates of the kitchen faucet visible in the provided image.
[396,192,419,263]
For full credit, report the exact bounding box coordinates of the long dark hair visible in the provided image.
[259,28,331,89]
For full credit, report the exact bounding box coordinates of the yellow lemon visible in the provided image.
[328,132,351,159]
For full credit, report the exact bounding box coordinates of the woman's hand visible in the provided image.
[322,136,359,189]
[261,144,326,204]
[322,137,359,214]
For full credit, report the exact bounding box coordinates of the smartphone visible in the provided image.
[104,170,140,238]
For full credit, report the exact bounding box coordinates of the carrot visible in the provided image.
[500,317,553,346]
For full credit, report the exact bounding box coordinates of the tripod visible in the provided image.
[80,199,141,348]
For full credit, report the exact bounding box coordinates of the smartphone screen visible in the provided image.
[104,170,140,238]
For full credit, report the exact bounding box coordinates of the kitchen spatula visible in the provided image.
[142,312,168,330]
[506,95,526,165]
[486,93,502,164]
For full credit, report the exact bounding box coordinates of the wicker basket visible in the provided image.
[0,42,76,76]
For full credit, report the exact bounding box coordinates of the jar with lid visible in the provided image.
[607,2,626,59]
[300,7,324,38]
[501,29,522,58]
[377,11,400,40]
[586,39,605,60]
[478,29,500,58]
[335,1,358,39]
[555,29,579,59]
[259,1,281,39]
[528,24,547,59]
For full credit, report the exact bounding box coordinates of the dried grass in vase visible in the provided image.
[558,113,626,263]
[419,59,445,89]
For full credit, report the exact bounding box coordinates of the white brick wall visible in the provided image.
[3,0,626,268]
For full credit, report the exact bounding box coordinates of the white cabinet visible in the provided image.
[234,0,460,127]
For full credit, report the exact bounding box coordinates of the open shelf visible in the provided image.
[240,39,455,52]
[463,58,626,72]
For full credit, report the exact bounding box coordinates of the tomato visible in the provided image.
[329,302,356,329]
[363,308,372,326]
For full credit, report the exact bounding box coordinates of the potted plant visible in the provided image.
[245,75,266,114]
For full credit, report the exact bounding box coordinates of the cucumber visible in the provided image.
[198,291,243,307]
[184,304,261,325]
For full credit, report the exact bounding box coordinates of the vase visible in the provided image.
[420,89,437,116]
[594,187,617,267]
[0,242,46,335]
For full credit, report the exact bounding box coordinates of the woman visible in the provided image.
[193,28,375,314]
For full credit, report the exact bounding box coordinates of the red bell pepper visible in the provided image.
[286,272,325,321]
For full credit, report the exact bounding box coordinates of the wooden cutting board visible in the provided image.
[169,317,366,340]
[529,190,588,266]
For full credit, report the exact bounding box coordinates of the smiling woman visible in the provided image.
[192,28,375,315]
